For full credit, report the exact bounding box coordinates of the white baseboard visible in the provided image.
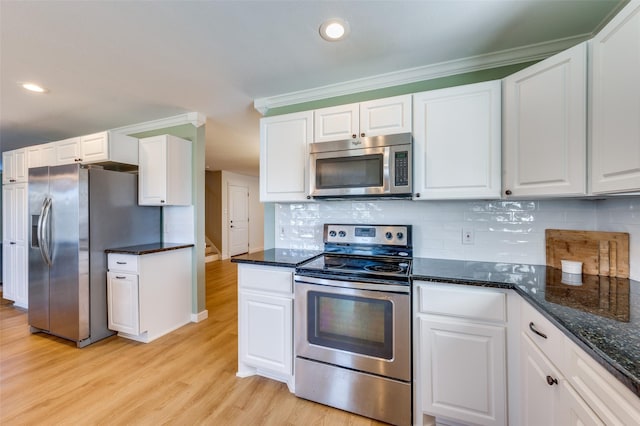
[191,310,208,323]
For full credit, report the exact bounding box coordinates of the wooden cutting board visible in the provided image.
[545,229,629,278]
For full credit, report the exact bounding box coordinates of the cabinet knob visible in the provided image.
[160,200,165,204]
[306,195,311,200]
[352,134,357,139]
[546,375,558,386]
[10,241,16,245]
[505,189,512,196]
[9,179,16,183]
[415,193,420,198]
[360,133,365,137]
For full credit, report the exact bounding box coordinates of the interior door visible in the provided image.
[228,184,249,256]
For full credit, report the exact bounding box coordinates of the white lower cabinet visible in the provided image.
[106,272,139,335]
[414,282,509,426]
[237,264,294,391]
[519,298,640,425]
[106,248,192,343]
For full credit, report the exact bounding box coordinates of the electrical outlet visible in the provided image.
[280,226,285,237]
[462,228,474,245]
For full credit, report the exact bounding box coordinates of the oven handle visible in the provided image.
[294,274,410,294]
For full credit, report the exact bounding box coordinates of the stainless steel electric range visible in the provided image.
[294,224,412,426]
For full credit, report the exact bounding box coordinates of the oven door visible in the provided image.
[294,276,411,381]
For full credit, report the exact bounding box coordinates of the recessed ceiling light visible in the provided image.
[319,18,350,42]
[22,82,48,93]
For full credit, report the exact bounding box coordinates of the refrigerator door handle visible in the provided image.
[39,197,53,267]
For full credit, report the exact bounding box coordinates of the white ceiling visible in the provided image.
[0,0,625,176]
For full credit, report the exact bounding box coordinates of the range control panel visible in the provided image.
[324,224,411,247]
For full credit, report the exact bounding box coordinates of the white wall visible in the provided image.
[221,171,263,259]
[274,197,640,280]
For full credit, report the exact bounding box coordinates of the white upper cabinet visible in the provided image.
[503,42,587,198]
[138,134,192,206]
[413,81,502,200]
[313,95,411,142]
[55,131,138,166]
[2,149,27,184]
[314,103,359,142]
[260,111,313,202]
[26,143,56,169]
[590,1,640,194]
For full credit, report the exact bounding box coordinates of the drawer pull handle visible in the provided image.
[529,322,548,339]
[116,261,127,264]
[115,276,127,279]
[546,375,558,386]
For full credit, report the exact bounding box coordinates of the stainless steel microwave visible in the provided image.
[309,133,412,198]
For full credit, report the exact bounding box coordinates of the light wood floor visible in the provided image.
[0,260,386,425]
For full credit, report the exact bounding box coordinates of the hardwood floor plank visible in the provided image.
[0,260,387,425]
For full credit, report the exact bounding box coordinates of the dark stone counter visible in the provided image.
[231,248,322,268]
[412,257,639,397]
[105,242,194,255]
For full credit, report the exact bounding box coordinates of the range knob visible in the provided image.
[329,230,337,237]
[385,232,393,240]
[338,231,346,238]
[396,232,404,240]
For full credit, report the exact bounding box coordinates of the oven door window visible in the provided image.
[315,154,383,189]
[307,291,393,359]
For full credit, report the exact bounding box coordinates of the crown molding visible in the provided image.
[254,34,590,115]
[111,112,206,135]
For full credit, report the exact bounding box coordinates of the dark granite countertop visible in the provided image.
[105,242,194,255]
[231,249,322,268]
[226,250,639,397]
[412,257,640,398]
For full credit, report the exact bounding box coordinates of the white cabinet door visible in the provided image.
[520,333,563,426]
[2,183,28,308]
[419,315,506,426]
[139,136,167,205]
[260,111,312,202]
[80,132,109,163]
[413,81,501,200]
[314,103,359,142]
[313,95,411,143]
[2,149,27,183]
[55,137,82,165]
[590,1,640,194]
[239,290,292,375]
[360,94,412,137]
[558,381,604,426]
[107,272,140,335]
[26,143,56,169]
[138,134,192,206]
[503,42,587,197]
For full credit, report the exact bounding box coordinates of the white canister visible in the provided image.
[561,260,583,274]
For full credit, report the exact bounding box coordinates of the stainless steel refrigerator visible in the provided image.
[28,164,160,347]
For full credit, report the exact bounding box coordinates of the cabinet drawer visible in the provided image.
[417,282,506,323]
[238,265,293,295]
[108,254,139,274]
[564,337,640,425]
[521,301,565,370]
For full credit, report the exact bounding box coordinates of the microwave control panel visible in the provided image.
[394,151,409,186]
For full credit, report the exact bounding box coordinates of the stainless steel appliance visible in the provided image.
[294,224,412,425]
[28,164,160,347]
[309,133,412,198]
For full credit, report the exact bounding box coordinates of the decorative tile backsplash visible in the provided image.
[275,197,639,280]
